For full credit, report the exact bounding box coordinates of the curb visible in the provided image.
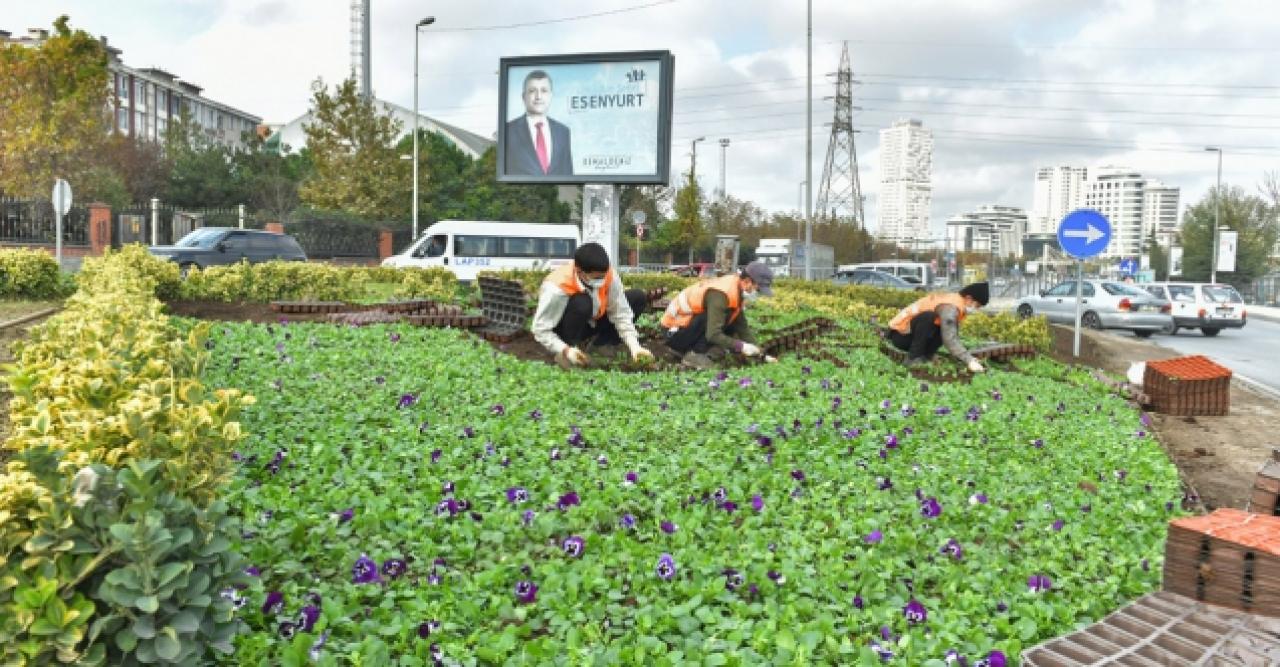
[1247,310,1280,325]
[0,307,61,330]
[1233,373,1280,402]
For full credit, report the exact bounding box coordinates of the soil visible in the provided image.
[148,302,1280,511]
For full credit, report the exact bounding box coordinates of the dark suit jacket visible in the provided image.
[504,115,573,176]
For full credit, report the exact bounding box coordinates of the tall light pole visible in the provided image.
[718,138,730,200]
[412,16,435,241]
[1205,146,1222,283]
[796,180,806,244]
[804,0,813,280]
[690,136,706,183]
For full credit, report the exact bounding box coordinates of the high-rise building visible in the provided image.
[1029,166,1089,235]
[1085,167,1146,258]
[350,0,372,99]
[946,205,1027,258]
[876,119,933,243]
[1142,181,1181,247]
[1,28,260,147]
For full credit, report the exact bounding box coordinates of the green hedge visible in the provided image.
[0,248,74,300]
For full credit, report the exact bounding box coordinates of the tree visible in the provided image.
[233,135,309,222]
[298,78,405,219]
[672,171,705,263]
[0,16,110,198]
[1146,229,1169,281]
[101,133,171,203]
[461,148,571,223]
[163,113,240,207]
[1179,184,1279,286]
[393,130,474,223]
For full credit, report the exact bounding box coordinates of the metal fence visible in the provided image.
[0,197,89,246]
[1247,274,1280,306]
[111,204,244,247]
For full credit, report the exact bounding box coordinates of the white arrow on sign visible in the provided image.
[1063,223,1104,245]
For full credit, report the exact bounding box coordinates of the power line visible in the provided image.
[823,38,1280,52]
[853,105,1280,132]
[857,72,1280,90]
[858,80,1280,100]
[429,0,677,32]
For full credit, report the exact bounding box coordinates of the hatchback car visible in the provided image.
[149,228,307,274]
[1141,282,1247,336]
[833,269,924,291]
[1014,279,1172,337]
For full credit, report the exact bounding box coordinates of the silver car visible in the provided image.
[1014,280,1173,338]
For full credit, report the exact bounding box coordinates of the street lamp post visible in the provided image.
[718,138,730,200]
[1205,147,1222,284]
[690,137,706,182]
[412,16,436,241]
[804,0,813,280]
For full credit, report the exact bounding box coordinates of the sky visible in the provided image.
[5,0,1279,238]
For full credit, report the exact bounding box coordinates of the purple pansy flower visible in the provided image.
[739,377,753,387]
[1032,438,1044,449]
[352,554,382,584]
[397,393,418,409]
[298,605,320,632]
[491,404,505,416]
[514,580,538,604]
[1052,519,1065,532]
[308,630,330,660]
[389,332,401,343]
[920,497,943,518]
[976,651,1007,667]
[549,448,561,460]
[442,480,455,494]
[723,568,745,591]
[620,513,637,529]
[756,435,773,448]
[506,487,528,504]
[244,566,262,577]
[521,510,536,525]
[969,493,988,505]
[1028,573,1053,593]
[885,434,899,448]
[871,641,894,662]
[904,599,928,624]
[262,591,285,615]
[596,454,608,467]
[767,570,786,585]
[624,471,639,486]
[435,499,459,517]
[661,521,678,534]
[721,501,738,513]
[430,449,442,463]
[557,491,580,510]
[558,536,584,559]
[417,619,441,638]
[381,558,407,579]
[751,494,764,512]
[878,476,893,491]
[941,538,964,560]
[655,553,677,580]
[865,530,884,544]
[853,594,864,609]
[791,469,806,482]
[528,409,543,420]
[462,426,475,438]
[336,507,354,523]
[278,621,297,638]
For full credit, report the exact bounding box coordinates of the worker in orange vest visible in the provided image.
[886,282,989,371]
[532,242,654,369]
[660,261,777,369]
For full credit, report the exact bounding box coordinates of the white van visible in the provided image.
[381,221,580,281]
[1141,282,1247,336]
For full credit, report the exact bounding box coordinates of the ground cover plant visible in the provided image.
[203,315,1183,665]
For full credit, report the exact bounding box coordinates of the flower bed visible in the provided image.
[205,318,1184,664]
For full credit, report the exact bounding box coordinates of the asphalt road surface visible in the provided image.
[1143,317,1280,392]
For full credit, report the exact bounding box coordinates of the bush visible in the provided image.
[962,310,1053,352]
[0,253,253,664]
[0,248,72,299]
[76,245,181,301]
[178,261,366,302]
[362,267,458,302]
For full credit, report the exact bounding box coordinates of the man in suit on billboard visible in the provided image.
[505,70,573,177]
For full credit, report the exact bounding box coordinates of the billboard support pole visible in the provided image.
[582,184,620,266]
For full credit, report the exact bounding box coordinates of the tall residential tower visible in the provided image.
[876,119,933,242]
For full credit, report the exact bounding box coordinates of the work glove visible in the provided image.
[562,347,589,367]
[738,342,762,357]
[967,359,985,373]
[764,355,778,364]
[630,347,655,362]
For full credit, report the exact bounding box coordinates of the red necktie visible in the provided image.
[535,122,550,174]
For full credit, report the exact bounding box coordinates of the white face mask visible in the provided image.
[742,290,760,304]
[582,277,605,289]
[965,306,979,315]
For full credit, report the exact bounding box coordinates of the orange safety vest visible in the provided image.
[545,264,613,321]
[660,274,743,329]
[888,293,968,335]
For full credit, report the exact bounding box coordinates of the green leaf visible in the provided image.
[168,611,200,633]
[136,595,159,613]
[155,628,181,661]
[132,615,156,639]
[114,627,138,652]
[156,562,191,588]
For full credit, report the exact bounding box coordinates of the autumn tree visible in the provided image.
[298,78,405,219]
[1179,184,1279,285]
[0,16,110,198]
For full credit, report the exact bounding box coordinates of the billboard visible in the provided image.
[497,50,675,185]
[1216,230,1238,273]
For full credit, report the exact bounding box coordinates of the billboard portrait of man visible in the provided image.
[504,70,574,177]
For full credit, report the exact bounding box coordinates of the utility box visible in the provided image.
[714,235,740,276]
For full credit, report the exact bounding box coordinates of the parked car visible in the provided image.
[148,227,307,274]
[1141,282,1247,336]
[833,269,924,291]
[1014,279,1172,337]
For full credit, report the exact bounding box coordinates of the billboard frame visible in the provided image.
[496,50,675,186]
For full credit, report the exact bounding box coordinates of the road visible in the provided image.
[1141,318,1280,392]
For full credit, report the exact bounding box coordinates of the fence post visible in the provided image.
[150,198,159,245]
[265,222,284,234]
[238,204,245,229]
[378,230,393,260]
[88,203,112,255]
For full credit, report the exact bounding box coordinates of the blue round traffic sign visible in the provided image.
[1056,209,1111,259]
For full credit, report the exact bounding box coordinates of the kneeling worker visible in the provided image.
[887,281,989,372]
[532,242,655,369]
[661,261,777,369]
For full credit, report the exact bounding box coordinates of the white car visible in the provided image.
[1014,279,1173,338]
[1141,282,1247,336]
